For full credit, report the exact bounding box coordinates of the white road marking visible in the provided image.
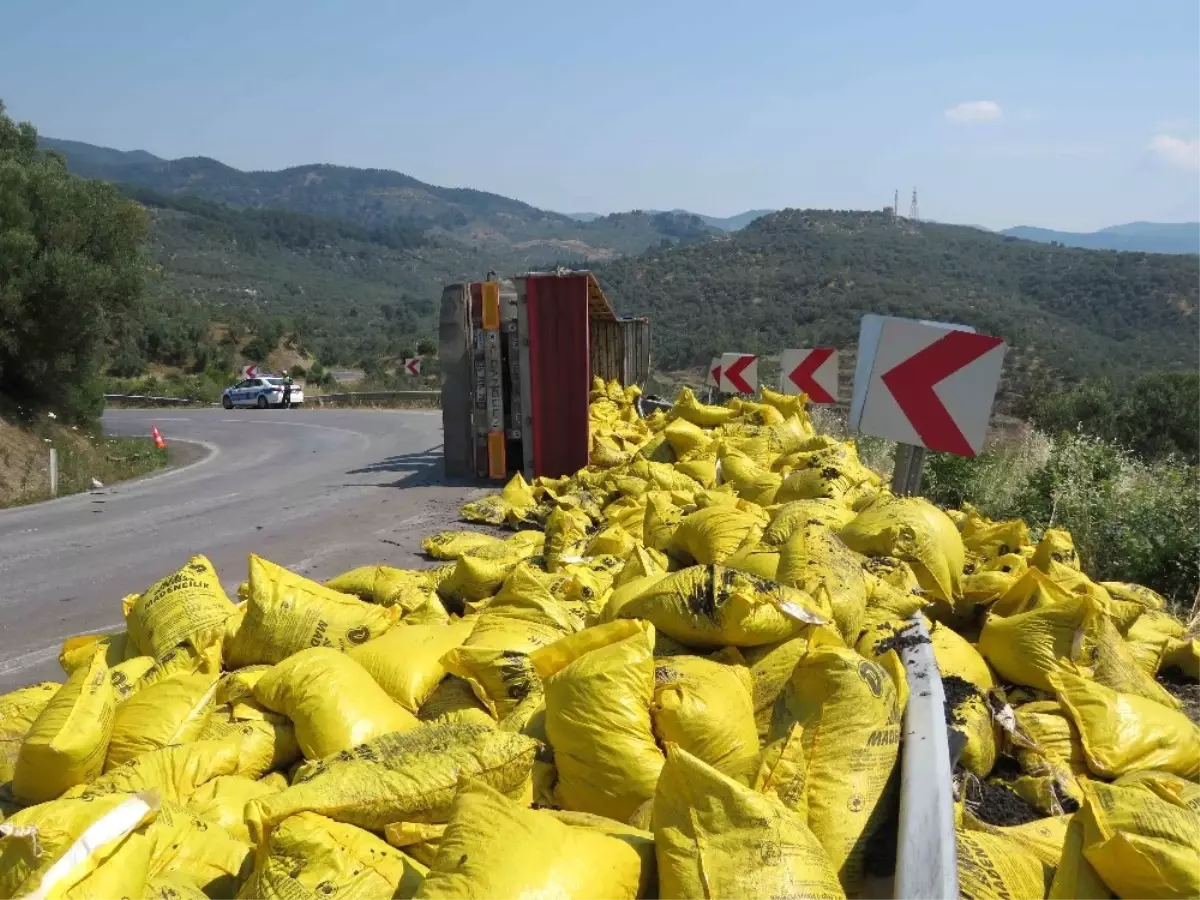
[0,623,120,677]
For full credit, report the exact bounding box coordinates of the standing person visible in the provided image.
[282,374,294,410]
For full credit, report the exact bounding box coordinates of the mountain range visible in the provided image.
[33,136,1200,392]
[998,222,1199,255]
[38,137,722,267]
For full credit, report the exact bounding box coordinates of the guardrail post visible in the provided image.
[49,448,58,497]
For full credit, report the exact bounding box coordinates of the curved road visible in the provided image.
[0,408,481,691]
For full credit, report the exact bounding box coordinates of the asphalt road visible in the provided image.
[0,408,483,691]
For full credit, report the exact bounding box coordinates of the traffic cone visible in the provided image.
[152,425,166,449]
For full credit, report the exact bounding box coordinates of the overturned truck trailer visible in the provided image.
[440,270,650,482]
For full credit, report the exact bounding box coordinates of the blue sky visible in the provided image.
[2,0,1197,230]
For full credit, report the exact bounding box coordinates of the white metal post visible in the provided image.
[49,448,58,497]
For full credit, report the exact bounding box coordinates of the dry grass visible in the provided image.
[0,419,167,508]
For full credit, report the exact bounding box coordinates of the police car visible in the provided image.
[221,376,304,409]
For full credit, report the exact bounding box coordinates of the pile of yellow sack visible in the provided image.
[0,379,1195,900]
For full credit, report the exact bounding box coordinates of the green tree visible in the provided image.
[0,101,147,422]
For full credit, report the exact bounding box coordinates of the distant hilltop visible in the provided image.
[998,222,1199,255]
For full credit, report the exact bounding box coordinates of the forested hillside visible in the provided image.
[591,209,1199,397]
[40,138,721,265]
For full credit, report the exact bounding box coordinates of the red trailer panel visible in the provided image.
[526,273,592,478]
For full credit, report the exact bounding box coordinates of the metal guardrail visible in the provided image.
[311,390,441,405]
[895,613,958,899]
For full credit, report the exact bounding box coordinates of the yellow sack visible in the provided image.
[108,655,156,702]
[1081,611,1181,709]
[651,649,759,779]
[769,645,901,894]
[0,682,59,789]
[840,497,965,603]
[141,801,252,898]
[59,631,132,673]
[227,555,396,668]
[763,499,857,545]
[146,873,210,899]
[585,523,638,559]
[854,622,913,721]
[962,810,1071,866]
[105,673,218,771]
[1031,528,1080,572]
[961,512,1031,559]
[620,564,830,649]
[124,641,220,699]
[245,725,538,839]
[123,556,237,661]
[956,827,1054,900]
[543,506,593,572]
[414,778,648,900]
[1013,700,1089,778]
[187,773,288,843]
[0,791,158,899]
[752,724,810,817]
[1070,776,1199,900]
[1161,636,1199,679]
[722,539,781,581]
[198,705,301,778]
[962,555,1027,609]
[1048,813,1112,900]
[670,386,735,427]
[534,620,664,822]
[421,530,505,560]
[349,619,474,713]
[653,743,845,900]
[978,585,1087,692]
[668,505,764,565]
[642,493,685,552]
[418,676,496,728]
[744,626,844,739]
[459,471,537,526]
[12,649,115,804]
[1051,671,1199,779]
[929,621,995,691]
[254,647,420,759]
[442,569,577,719]
[1099,581,1168,611]
[943,676,997,777]
[663,416,711,457]
[69,740,241,804]
[385,821,446,867]
[436,550,527,606]
[1124,615,1175,677]
[62,829,152,900]
[324,565,436,612]
[776,524,868,643]
[240,812,426,900]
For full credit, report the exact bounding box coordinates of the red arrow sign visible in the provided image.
[723,355,756,393]
[786,348,837,404]
[710,362,722,385]
[403,357,422,376]
[880,330,1004,456]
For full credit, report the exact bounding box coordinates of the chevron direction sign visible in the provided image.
[780,348,838,403]
[849,316,1006,457]
[719,353,758,394]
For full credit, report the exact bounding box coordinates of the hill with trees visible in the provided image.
[38,137,722,265]
[589,209,1200,403]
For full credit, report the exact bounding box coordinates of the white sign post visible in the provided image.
[849,315,1006,495]
[780,348,839,403]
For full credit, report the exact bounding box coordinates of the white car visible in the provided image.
[221,377,304,409]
